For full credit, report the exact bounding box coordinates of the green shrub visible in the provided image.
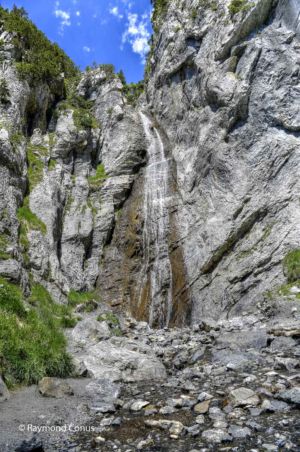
[73,108,98,129]
[283,249,300,283]
[228,0,252,16]
[122,81,144,105]
[88,163,108,188]
[0,280,73,386]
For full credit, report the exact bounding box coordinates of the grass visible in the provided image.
[48,158,57,171]
[283,249,300,283]
[0,233,11,260]
[27,144,48,190]
[17,197,46,263]
[97,312,122,336]
[67,289,97,307]
[0,279,73,386]
[88,164,108,188]
[17,197,46,235]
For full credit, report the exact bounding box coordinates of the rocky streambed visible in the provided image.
[1,311,300,451]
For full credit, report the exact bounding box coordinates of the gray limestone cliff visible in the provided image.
[1,0,300,329]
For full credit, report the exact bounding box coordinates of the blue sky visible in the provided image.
[0,0,153,82]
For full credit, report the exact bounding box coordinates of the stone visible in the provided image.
[85,378,120,413]
[195,415,205,425]
[228,425,251,439]
[38,378,74,398]
[229,388,260,407]
[261,399,290,412]
[194,399,211,414]
[73,337,167,383]
[130,400,150,411]
[169,421,185,438]
[277,387,300,406]
[202,429,232,444]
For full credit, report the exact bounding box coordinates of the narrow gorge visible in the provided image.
[0,0,300,451]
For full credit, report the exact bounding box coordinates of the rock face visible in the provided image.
[144,0,300,321]
[1,0,300,329]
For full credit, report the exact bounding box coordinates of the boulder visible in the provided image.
[38,377,74,398]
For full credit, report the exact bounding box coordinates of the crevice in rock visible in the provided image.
[201,208,268,275]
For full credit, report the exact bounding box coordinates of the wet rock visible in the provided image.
[38,378,74,398]
[229,387,260,407]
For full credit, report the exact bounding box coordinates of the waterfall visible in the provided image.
[138,112,173,328]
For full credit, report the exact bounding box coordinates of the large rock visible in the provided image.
[229,387,260,407]
[0,377,9,402]
[38,377,74,398]
[75,336,167,383]
[85,378,120,413]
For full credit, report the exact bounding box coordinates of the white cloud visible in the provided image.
[76,11,80,16]
[54,8,71,32]
[122,12,150,63]
[109,6,123,20]
[83,46,91,53]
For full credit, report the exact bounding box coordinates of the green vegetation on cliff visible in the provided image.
[0,6,78,86]
[88,163,108,188]
[229,0,252,16]
[0,279,73,386]
[283,249,300,283]
[151,0,170,32]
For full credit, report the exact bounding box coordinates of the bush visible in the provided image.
[0,280,73,386]
[283,250,300,283]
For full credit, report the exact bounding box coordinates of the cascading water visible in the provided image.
[138,112,173,328]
